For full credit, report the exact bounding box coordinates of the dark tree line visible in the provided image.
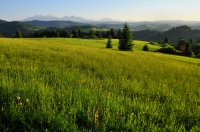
[155,37,197,57]
[28,28,123,39]
[29,28,69,38]
[133,25,200,44]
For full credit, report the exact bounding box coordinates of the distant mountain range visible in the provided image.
[23,15,92,22]
[20,15,200,32]
[1,16,200,44]
[23,15,117,22]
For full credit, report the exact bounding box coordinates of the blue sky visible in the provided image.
[1,0,200,21]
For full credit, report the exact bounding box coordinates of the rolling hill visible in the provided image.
[0,19,7,23]
[0,21,45,37]
[0,38,200,131]
[191,25,200,30]
[1,19,200,43]
[131,24,172,32]
[25,20,87,28]
[133,25,200,44]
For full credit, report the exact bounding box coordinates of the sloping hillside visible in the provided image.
[133,26,200,44]
[0,19,7,23]
[25,20,86,28]
[0,21,45,37]
[0,38,200,131]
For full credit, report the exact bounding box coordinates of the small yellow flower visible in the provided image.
[17,96,20,100]
[26,99,29,103]
[19,102,22,105]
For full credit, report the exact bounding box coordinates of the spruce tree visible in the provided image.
[101,32,106,38]
[34,31,40,38]
[118,23,133,51]
[74,31,79,38]
[177,38,186,51]
[106,30,110,38]
[89,30,94,36]
[117,29,122,39]
[96,30,100,38]
[163,37,169,44]
[78,29,83,38]
[106,35,112,48]
[110,28,116,38]
[15,29,22,38]
[142,44,149,51]
[196,37,200,44]
[189,38,193,45]
[62,29,69,38]
[56,29,60,38]
[0,33,3,38]
[72,29,76,38]
[183,42,195,57]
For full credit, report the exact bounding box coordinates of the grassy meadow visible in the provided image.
[0,38,200,131]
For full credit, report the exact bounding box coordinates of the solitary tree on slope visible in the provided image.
[106,35,112,48]
[118,23,133,51]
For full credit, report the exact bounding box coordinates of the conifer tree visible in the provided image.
[196,37,200,44]
[96,30,100,38]
[34,31,40,38]
[78,29,83,38]
[101,32,106,38]
[189,38,193,45]
[72,29,76,38]
[117,29,122,39]
[106,35,112,48]
[177,38,186,51]
[163,37,169,44]
[89,30,94,35]
[118,23,133,51]
[0,34,3,38]
[183,42,195,57]
[106,30,110,38]
[56,29,60,38]
[74,31,79,38]
[15,29,22,38]
[110,28,116,38]
[62,29,69,38]
[142,44,149,51]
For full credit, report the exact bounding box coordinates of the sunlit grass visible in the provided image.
[0,38,200,131]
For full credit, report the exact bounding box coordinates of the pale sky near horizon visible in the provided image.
[1,0,200,21]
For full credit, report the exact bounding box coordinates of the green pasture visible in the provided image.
[0,38,200,131]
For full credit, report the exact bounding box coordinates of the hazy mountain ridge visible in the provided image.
[0,19,7,23]
[23,15,132,22]
[24,15,59,21]
[22,15,200,31]
[23,15,94,22]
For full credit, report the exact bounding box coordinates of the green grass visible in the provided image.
[0,38,200,131]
